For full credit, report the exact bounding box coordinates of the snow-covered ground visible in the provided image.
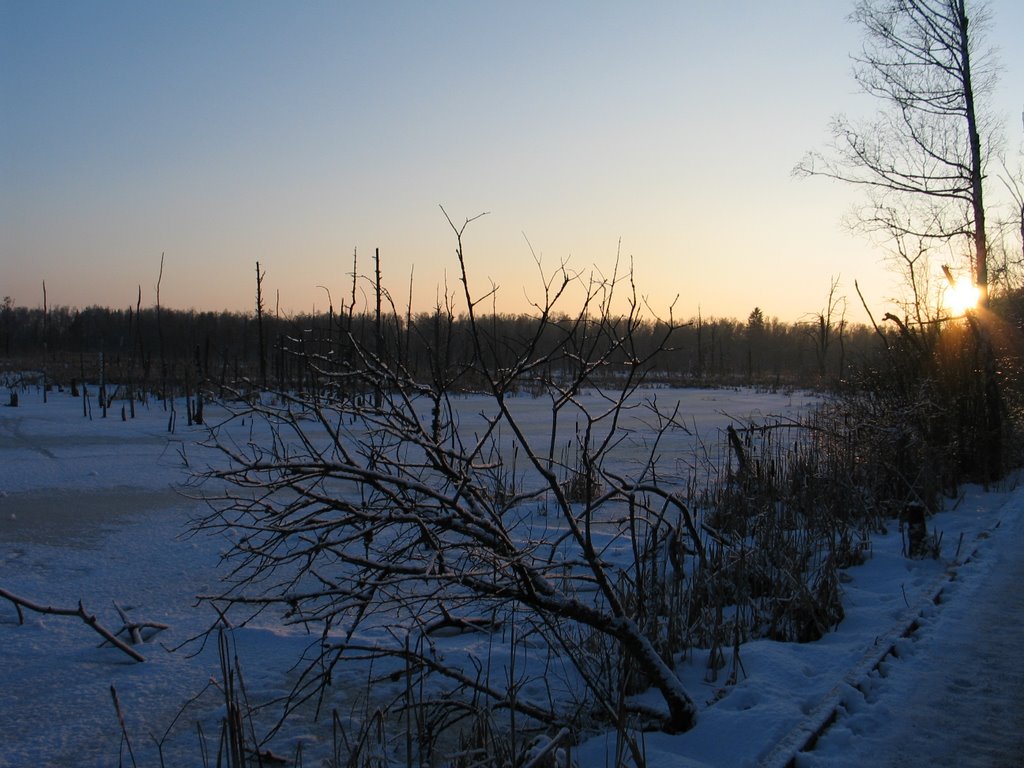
[797,488,1024,768]
[0,386,1020,767]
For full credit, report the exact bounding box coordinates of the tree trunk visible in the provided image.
[956,0,988,305]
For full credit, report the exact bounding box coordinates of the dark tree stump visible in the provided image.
[903,502,928,558]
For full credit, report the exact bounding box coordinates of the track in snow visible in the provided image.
[799,498,1024,767]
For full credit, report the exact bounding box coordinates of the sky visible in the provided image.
[2,1,1022,323]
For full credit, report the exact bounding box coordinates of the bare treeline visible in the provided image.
[0,298,880,390]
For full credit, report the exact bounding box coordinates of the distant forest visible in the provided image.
[0,294,881,392]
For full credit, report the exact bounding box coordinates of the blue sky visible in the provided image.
[2,1,1021,322]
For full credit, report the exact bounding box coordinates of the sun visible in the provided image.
[943,275,980,315]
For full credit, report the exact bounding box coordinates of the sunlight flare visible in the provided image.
[943,275,980,315]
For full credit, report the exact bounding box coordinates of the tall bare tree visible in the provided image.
[804,276,848,382]
[992,126,1024,292]
[255,261,267,389]
[796,0,998,305]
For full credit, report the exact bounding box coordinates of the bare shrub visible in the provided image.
[192,216,702,757]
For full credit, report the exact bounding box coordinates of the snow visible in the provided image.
[797,489,1024,767]
[1,386,1021,767]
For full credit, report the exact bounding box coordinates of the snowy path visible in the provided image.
[801,492,1024,767]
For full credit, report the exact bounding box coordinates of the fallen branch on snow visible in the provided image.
[422,604,502,637]
[109,601,169,645]
[0,587,147,662]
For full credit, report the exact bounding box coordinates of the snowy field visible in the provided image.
[0,385,1020,767]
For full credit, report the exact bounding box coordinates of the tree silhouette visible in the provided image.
[796,0,997,305]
